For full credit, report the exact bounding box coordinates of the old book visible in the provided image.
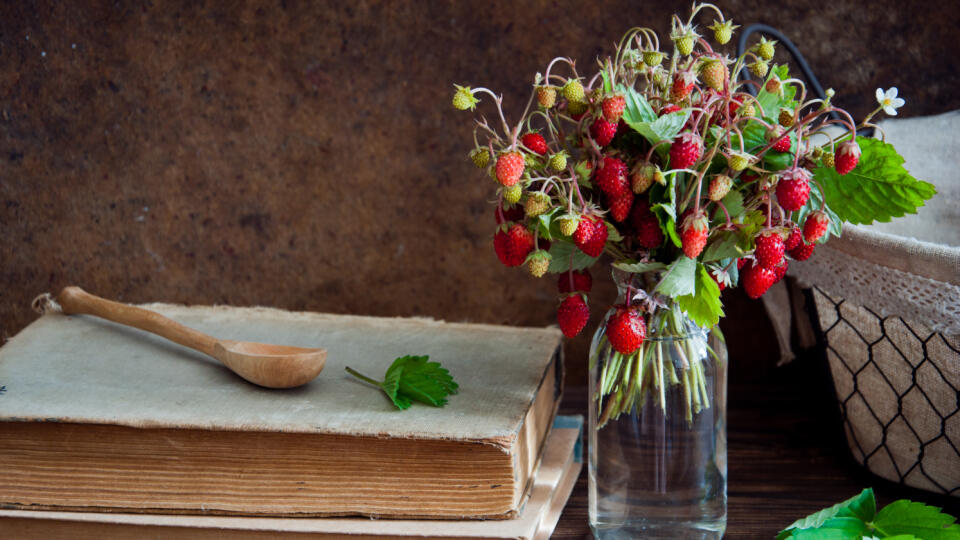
[0,419,583,540]
[0,305,563,519]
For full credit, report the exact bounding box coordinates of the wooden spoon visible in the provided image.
[55,286,326,389]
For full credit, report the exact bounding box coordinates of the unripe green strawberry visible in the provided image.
[537,86,557,108]
[524,192,551,217]
[452,84,479,111]
[549,152,568,172]
[728,151,751,172]
[756,37,776,61]
[822,151,836,168]
[778,108,795,127]
[740,102,756,117]
[557,214,580,236]
[470,148,490,168]
[674,33,696,55]
[567,100,588,117]
[562,80,585,102]
[526,250,552,278]
[631,162,656,194]
[643,51,665,67]
[749,60,769,78]
[708,174,733,201]
[503,183,523,204]
[699,59,728,92]
[708,19,738,45]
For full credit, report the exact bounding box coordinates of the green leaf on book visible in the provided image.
[812,136,936,225]
[872,499,960,540]
[675,263,724,328]
[346,355,458,410]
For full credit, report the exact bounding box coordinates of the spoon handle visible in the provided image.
[56,286,219,357]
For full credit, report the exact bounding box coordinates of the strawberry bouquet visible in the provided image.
[452,3,934,426]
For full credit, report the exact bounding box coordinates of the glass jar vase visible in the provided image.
[588,272,728,539]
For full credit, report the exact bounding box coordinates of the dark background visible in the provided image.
[2,0,959,385]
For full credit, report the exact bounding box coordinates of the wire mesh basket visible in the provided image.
[789,111,960,497]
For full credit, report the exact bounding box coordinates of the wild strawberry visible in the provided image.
[524,192,551,217]
[822,151,836,169]
[756,37,776,61]
[562,80,585,102]
[708,19,738,45]
[778,108,795,127]
[573,216,608,257]
[631,162,656,194]
[590,117,618,146]
[699,59,728,92]
[557,214,580,236]
[765,76,782,94]
[680,210,709,259]
[494,201,525,224]
[741,261,777,299]
[643,50,665,67]
[548,152,568,172]
[493,224,534,267]
[728,151,751,171]
[595,156,630,196]
[671,70,697,102]
[526,249,552,278]
[606,191,634,222]
[606,307,646,354]
[602,95,626,123]
[772,259,789,283]
[672,26,698,56]
[835,140,861,175]
[767,125,791,152]
[754,230,785,268]
[452,84,479,111]
[557,295,590,338]
[470,148,490,168]
[784,225,803,250]
[495,152,525,186]
[708,174,733,201]
[558,270,593,294]
[636,214,664,249]
[748,60,769,78]
[737,258,747,270]
[670,132,703,170]
[787,240,815,261]
[776,168,811,211]
[537,86,557,108]
[661,103,682,115]
[521,132,548,155]
[803,210,830,243]
[503,183,523,204]
[567,100,588,120]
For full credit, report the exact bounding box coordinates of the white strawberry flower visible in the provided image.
[875,87,905,116]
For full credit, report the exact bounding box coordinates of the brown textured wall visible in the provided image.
[2,1,958,381]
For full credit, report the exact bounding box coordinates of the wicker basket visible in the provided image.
[789,111,960,497]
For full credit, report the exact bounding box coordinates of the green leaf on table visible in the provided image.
[777,489,876,540]
[654,256,696,298]
[675,263,724,327]
[812,136,936,224]
[872,499,960,539]
[613,261,667,273]
[346,355,458,410]
[619,84,656,124]
[701,231,742,262]
[789,517,869,539]
[627,111,691,147]
[547,240,600,273]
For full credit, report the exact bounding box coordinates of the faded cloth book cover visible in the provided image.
[0,305,563,519]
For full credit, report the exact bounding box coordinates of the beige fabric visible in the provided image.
[0,305,561,441]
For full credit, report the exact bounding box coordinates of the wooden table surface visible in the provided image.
[552,352,960,539]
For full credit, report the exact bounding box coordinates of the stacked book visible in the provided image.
[0,304,580,538]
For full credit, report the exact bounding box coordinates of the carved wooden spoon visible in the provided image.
[53,286,326,389]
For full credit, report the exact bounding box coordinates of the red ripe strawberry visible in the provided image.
[495,152,525,186]
[766,126,791,152]
[520,132,548,155]
[573,216,608,257]
[741,261,777,299]
[680,210,709,259]
[629,198,652,228]
[787,240,815,261]
[636,215,664,249]
[606,307,646,354]
[728,96,743,117]
[803,210,830,243]
[737,258,747,270]
[784,225,803,250]
[594,156,630,196]
[835,140,861,175]
[557,295,590,338]
[670,71,696,102]
[776,167,811,211]
[495,204,525,225]
[558,270,593,294]
[661,103,682,115]
[669,132,703,170]
[602,95,626,123]
[772,259,789,283]
[493,224,534,267]
[590,117,618,146]
[754,230,785,268]
[606,191,634,222]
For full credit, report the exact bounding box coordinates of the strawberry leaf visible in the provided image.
[788,517,868,539]
[675,263,724,327]
[613,261,667,273]
[346,355,458,410]
[547,240,600,273]
[701,232,742,262]
[627,111,691,147]
[651,172,681,248]
[618,84,656,124]
[871,499,960,539]
[812,136,936,224]
[654,256,696,298]
[777,489,876,540]
[756,64,797,119]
